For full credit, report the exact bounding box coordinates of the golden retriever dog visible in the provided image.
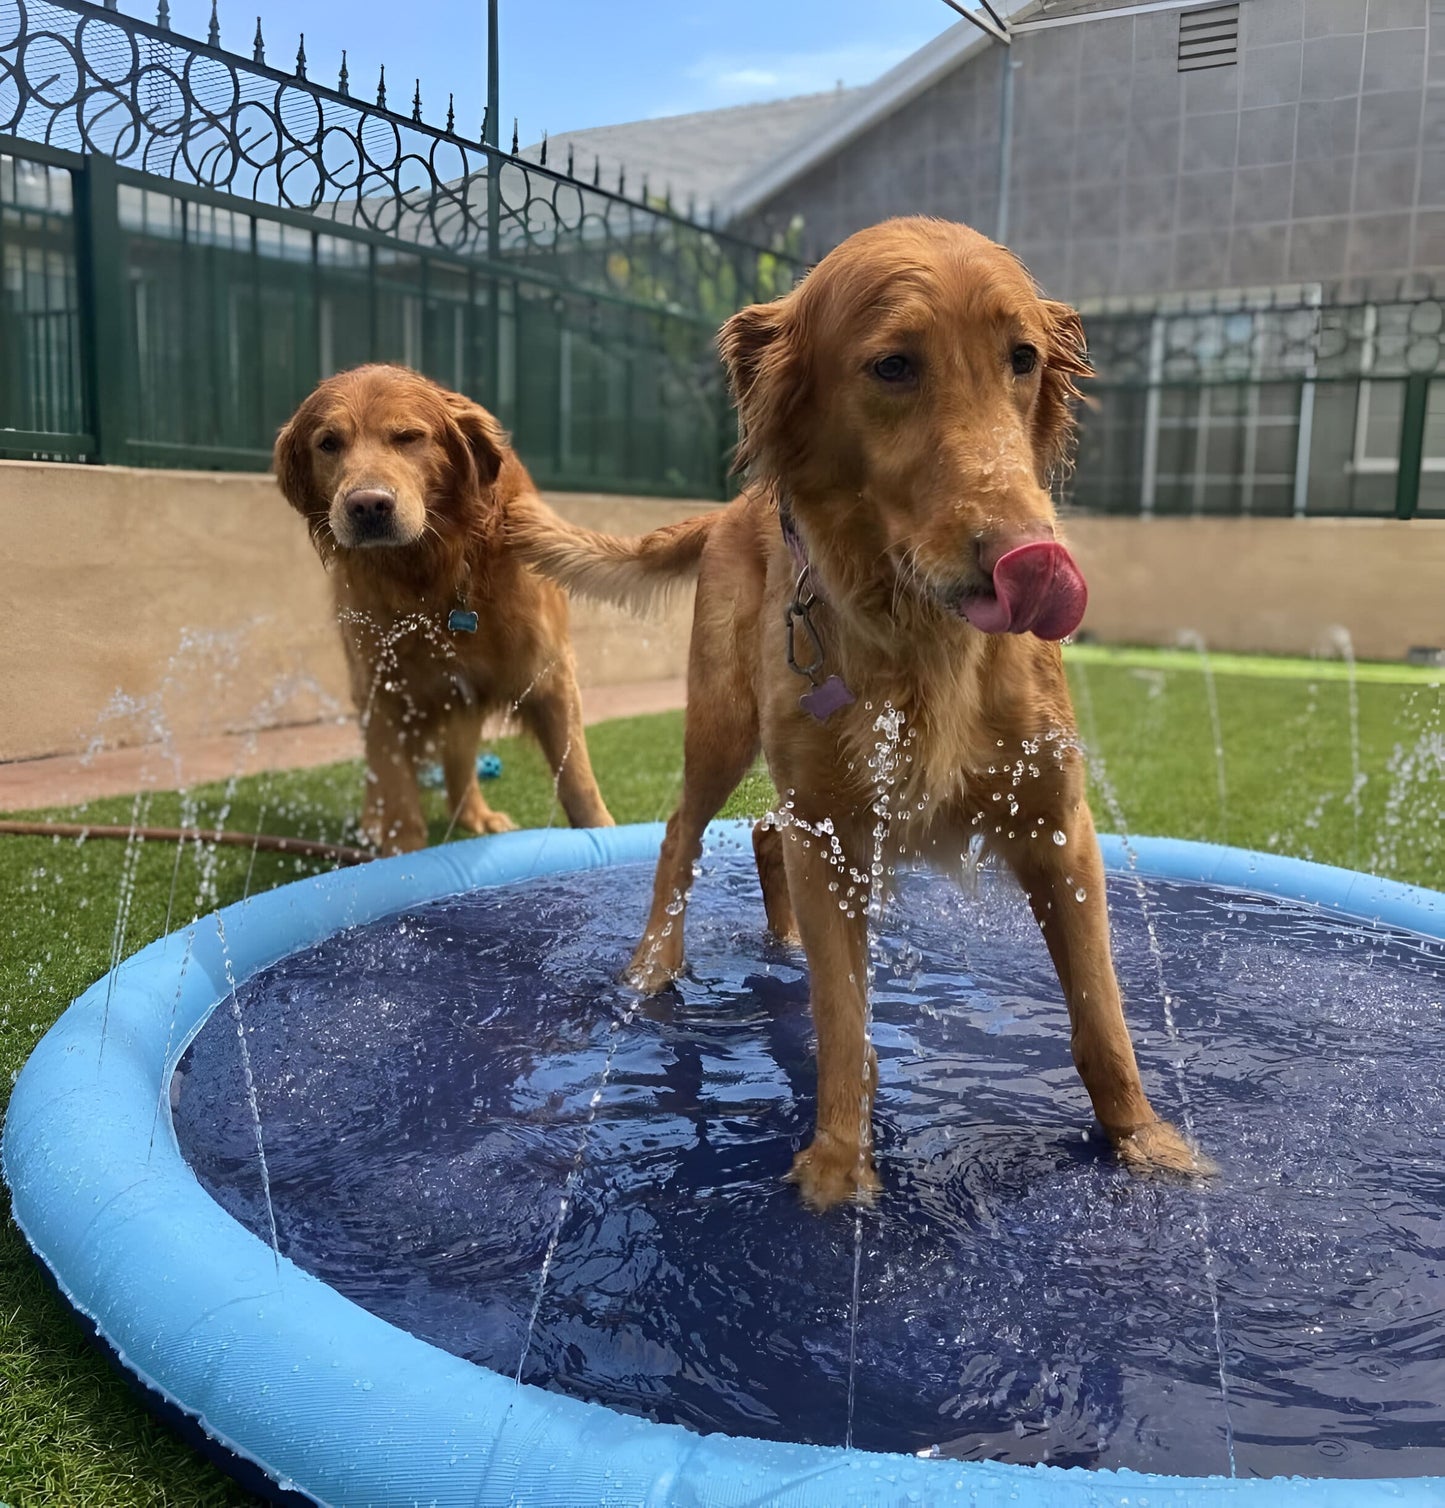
[275,364,612,854]
[510,217,1210,1210]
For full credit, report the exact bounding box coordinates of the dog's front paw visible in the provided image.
[460,806,518,836]
[623,937,684,995]
[361,818,425,855]
[1113,1119,1217,1179]
[785,1135,881,1212]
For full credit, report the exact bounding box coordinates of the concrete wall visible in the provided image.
[1063,513,1445,657]
[1,463,1439,764]
[0,462,700,763]
[743,0,1445,301]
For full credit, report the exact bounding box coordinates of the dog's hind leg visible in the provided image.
[626,608,759,993]
[752,819,799,943]
[519,671,614,829]
[442,709,517,836]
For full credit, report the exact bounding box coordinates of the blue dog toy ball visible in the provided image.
[420,758,498,786]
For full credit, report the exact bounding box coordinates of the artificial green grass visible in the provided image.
[1,660,1441,1505]
[1068,658,1442,889]
[0,713,766,1508]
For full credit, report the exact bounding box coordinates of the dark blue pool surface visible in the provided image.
[174,852,1445,1481]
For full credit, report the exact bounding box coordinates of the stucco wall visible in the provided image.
[1063,513,1445,658]
[742,0,1445,300]
[0,462,1440,764]
[0,462,700,763]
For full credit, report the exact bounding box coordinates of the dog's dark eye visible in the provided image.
[316,434,341,454]
[1010,345,1039,376]
[393,429,426,446]
[872,354,913,383]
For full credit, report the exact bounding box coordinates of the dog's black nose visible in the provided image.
[344,488,396,527]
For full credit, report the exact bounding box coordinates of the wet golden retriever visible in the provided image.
[275,364,612,854]
[510,218,1209,1209]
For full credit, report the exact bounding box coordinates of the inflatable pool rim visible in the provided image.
[4,819,1444,1507]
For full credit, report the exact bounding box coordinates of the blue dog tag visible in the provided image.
[448,609,479,634]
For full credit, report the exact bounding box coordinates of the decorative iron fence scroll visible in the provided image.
[1,0,1441,514]
[0,0,803,495]
[1071,290,1445,519]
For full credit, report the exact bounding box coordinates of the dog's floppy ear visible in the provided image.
[718,297,798,478]
[443,393,508,492]
[1034,298,1091,483]
[273,404,318,516]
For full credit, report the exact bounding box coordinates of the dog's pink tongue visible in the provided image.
[961,541,1088,640]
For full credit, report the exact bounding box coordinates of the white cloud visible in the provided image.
[653,35,931,115]
[714,67,787,91]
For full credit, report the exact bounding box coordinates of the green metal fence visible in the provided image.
[0,144,85,449]
[4,3,1444,516]
[0,0,801,497]
[1070,295,1445,521]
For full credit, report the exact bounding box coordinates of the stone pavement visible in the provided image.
[0,678,687,813]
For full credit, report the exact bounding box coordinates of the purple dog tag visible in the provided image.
[799,674,856,720]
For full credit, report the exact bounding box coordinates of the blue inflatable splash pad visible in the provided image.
[5,821,1445,1506]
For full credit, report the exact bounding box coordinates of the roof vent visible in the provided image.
[1178,3,1239,72]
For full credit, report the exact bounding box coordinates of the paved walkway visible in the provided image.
[0,678,687,813]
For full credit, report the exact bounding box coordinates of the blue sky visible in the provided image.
[159,0,958,139]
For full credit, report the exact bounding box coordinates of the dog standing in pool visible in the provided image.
[510,218,1213,1209]
[275,365,613,854]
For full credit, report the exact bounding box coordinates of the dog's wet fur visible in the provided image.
[510,218,1212,1208]
[275,364,612,854]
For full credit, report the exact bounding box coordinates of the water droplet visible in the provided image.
[1052,829,1067,846]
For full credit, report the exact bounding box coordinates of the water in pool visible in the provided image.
[174,846,1445,1479]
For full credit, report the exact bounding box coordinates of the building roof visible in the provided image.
[713,3,1040,224]
[517,1,1070,231]
[1027,0,1170,17]
[519,88,865,219]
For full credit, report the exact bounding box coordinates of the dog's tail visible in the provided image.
[509,492,724,612]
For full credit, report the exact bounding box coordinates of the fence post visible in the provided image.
[1395,373,1429,520]
[74,153,129,465]
[482,1,501,413]
[484,171,501,411]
